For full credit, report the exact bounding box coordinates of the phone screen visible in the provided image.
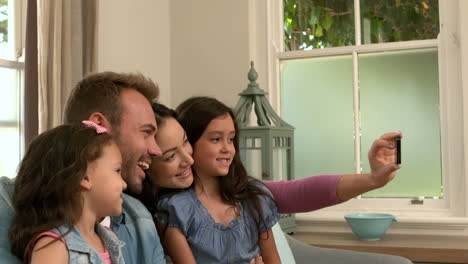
[395,136,401,164]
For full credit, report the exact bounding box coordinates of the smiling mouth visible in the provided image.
[176,168,192,178]
[216,158,231,166]
[137,161,149,170]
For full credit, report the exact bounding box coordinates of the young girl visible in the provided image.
[9,121,127,264]
[155,97,281,263]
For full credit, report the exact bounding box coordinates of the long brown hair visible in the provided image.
[138,103,185,237]
[9,124,113,261]
[176,96,276,237]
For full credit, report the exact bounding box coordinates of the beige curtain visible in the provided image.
[24,0,38,147]
[37,0,97,132]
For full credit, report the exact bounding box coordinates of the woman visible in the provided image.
[140,102,410,264]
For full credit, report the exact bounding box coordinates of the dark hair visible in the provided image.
[9,124,114,261]
[64,71,159,127]
[152,102,178,127]
[138,103,182,237]
[140,103,178,204]
[175,96,275,238]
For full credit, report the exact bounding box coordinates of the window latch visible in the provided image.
[411,199,424,205]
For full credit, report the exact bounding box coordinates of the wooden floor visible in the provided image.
[291,232,468,263]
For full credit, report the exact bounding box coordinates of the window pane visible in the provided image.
[359,49,442,198]
[0,127,20,177]
[0,0,11,59]
[360,0,439,44]
[0,66,22,178]
[0,66,20,120]
[0,0,7,43]
[283,0,355,51]
[280,56,354,178]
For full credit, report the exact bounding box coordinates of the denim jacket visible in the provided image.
[110,194,166,264]
[0,177,165,264]
[51,224,125,264]
[0,177,20,263]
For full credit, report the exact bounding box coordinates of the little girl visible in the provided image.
[157,97,281,263]
[9,121,127,263]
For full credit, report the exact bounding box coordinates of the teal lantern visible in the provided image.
[234,61,296,233]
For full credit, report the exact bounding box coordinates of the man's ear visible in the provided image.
[88,112,113,133]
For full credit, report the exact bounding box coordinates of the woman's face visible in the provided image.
[148,117,194,189]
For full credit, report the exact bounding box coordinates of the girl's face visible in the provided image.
[148,117,194,189]
[86,142,126,217]
[193,114,235,178]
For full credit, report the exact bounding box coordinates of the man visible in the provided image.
[0,72,166,263]
[63,72,166,263]
[0,72,410,264]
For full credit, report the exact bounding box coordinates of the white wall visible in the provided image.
[97,0,171,105]
[97,0,266,109]
[169,0,250,108]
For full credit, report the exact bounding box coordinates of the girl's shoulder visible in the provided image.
[156,189,202,233]
[157,189,197,217]
[30,232,68,263]
[158,189,195,208]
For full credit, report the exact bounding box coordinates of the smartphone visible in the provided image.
[395,136,401,164]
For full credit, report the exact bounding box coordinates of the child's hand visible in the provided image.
[250,254,264,264]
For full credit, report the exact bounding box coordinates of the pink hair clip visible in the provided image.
[81,120,108,134]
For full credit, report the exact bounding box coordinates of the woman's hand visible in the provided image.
[368,131,402,188]
[336,131,402,201]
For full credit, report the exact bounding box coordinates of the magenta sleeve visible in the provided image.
[262,174,343,214]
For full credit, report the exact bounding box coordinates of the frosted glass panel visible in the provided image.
[280,56,354,179]
[359,49,442,198]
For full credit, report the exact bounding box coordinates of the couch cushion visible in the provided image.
[272,223,296,263]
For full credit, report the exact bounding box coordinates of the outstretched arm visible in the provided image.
[163,226,196,264]
[263,175,342,214]
[258,229,281,264]
[263,131,402,213]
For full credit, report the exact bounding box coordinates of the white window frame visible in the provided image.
[249,0,468,236]
[0,0,26,178]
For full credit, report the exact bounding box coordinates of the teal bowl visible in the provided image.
[344,213,397,241]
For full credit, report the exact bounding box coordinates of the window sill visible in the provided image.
[295,212,468,236]
[290,231,468,263]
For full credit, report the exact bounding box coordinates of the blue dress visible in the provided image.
[157,182,280,264]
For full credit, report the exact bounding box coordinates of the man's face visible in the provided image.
[113,89,162,194]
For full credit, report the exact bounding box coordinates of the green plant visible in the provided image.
[284,0,439,51]
[0,0,8,43]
